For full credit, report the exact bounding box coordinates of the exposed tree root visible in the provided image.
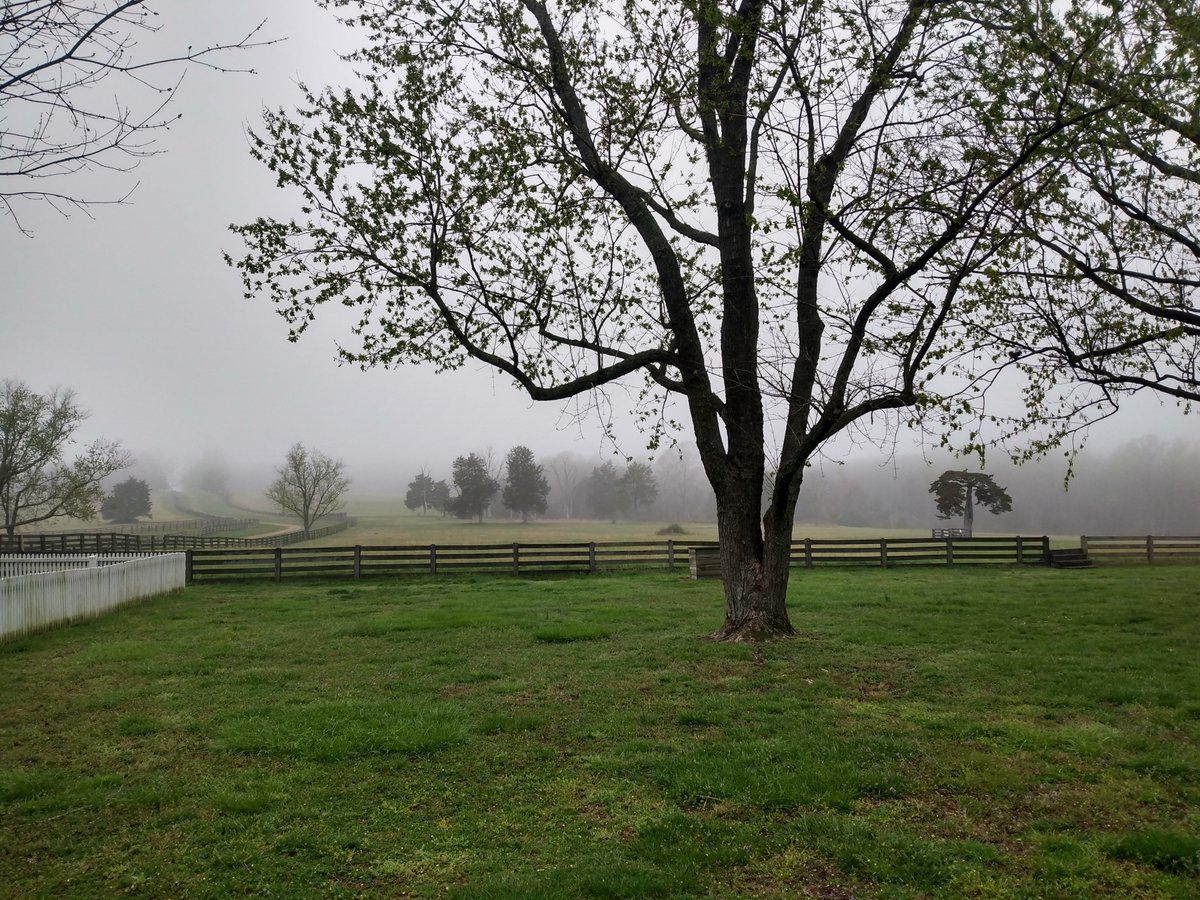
[709,613,796,644]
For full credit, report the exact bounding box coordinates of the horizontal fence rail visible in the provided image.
[184,536,1051,582]
[1082,535,1200,563]
[0,554,186,641]
[28,516,259,537]
[0,519,352,554]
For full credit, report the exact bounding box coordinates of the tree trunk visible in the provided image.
[710,488,796,642]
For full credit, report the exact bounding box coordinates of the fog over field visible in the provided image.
[2,1,1194,516]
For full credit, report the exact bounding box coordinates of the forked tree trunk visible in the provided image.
[710,492,797,642]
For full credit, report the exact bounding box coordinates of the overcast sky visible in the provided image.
[1,1,1193,492]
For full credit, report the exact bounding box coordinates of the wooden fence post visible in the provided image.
[945,539,953,564]
[1081,535,1089,555]
[804,538,813,568]
[430,544,438,576]
[588,542,597,575]
[513,542,520,576]
[880,539,888,568]
[667,540,675,569]
[1147,535,1155,565]
[354,545,362,579]
[1041,536,1050,564]
[1016,536,1024,565]
[273,547,282,582]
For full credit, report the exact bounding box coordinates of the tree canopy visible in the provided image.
[232,0,1196,640]
[101,476,152,523]
[0,379,130,535]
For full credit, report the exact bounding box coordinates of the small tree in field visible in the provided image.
[502,445,549,522]
[101,476,151,523]
[446,453,499,522]
[265,443,349,536]
[929,471,1012,535]
[0,379,130,535]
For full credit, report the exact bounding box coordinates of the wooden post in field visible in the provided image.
[1147,535,1155,564]
[1016,536,1024,565]
[945,539,954,564]
[804,538,813,568]
[1081,535,1089,555]
[667,540,675,569]
[353,546,362,579]
[430,544,438,576]
[1041,535,1050,564]
[588,542,597,574]
[513,542,520,576]
[273,547,283,582]
[185,550,194,584]
[880,539,888,568]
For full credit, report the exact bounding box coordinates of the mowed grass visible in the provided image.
[2,567,1198,897]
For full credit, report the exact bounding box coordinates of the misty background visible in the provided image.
[2,0,1196,531]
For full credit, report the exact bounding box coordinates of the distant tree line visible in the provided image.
[405,437,1200,535]
[406,448,660,523]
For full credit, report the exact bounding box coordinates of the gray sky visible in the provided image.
[1,1,1194,491]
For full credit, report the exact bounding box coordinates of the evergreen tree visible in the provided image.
[101,477,152,523]
[621,462,658,518]
[929,471,1013,535]
[586,462,627,522]
[446,453,499,522]
[405,470,443,515]
[502,446,549,522]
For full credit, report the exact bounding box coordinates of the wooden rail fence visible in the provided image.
[0,519,351,554]
[183,535,1050,582]
[1081,535,1200,563]
[30,516,259,537]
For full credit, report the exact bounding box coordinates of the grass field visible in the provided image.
[275,493,1036,548]
[2,566,1198,897]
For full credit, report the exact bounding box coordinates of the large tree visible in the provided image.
[446,453,499,522]
[231,0,1194,640]
[265,443,349,536]
[928,470,1012,535]
[1,1,269,233]
[502,445,549,522]
[101,476,152,523]
[0,379,130,535]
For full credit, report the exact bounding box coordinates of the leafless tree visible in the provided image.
[265,442,349,536]
[1,0,271,233]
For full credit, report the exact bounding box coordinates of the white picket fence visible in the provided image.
[0,554,186,641]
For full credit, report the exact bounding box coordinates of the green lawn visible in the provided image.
[2,567,1198,897]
